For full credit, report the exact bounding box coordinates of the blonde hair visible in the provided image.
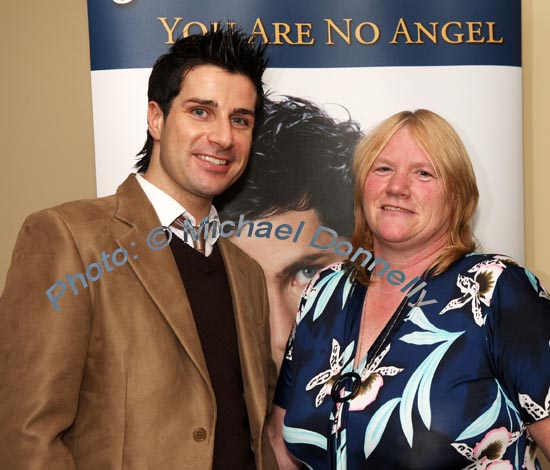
[349,109,478,284]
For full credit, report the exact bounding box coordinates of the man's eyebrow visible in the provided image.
[279,253,335,278]
[184,98,255,117]
[234,107,255,117]
[185,98,217,107]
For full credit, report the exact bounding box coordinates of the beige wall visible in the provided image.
[1,0,96,288]
[524,3,550,464]
[1,0,549,466]
[524,0,550,288]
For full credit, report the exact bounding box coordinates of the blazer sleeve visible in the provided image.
[259,267,278,415]
[255,263,279,470]
[0,209,93,469]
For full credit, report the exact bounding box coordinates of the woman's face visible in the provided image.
[363,126,450,253]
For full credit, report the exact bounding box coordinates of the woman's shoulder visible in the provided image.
[444,252,550,304]
[304,262,350,291]
[297,262,357,324]
[448,252,526,279]
[456,252,519,266]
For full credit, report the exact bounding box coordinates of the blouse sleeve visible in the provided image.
[489,263,550,424]
[273,322,297,409]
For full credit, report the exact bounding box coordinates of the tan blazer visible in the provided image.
[0,175,278,469]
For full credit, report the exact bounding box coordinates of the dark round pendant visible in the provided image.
[330,371,362,403]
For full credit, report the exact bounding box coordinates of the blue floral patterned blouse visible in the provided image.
[274,254,550,470]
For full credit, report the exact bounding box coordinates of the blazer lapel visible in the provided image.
[219,238,267,435]
[113,175,210,385]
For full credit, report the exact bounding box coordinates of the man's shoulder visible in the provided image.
[23,193,117,232]
[22,175,141,232]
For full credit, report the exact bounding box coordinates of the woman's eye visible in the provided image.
[293,266,320,286]
[417,170,433,178]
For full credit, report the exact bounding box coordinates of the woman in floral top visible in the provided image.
[268,110,550,469]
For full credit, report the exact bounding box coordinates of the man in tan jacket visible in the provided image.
[0,27,278,469]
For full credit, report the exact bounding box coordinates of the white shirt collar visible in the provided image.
[135,173,219,256]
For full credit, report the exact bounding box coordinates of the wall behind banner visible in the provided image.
[0,0,549,465]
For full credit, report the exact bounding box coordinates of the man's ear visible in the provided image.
[147,101,164,140]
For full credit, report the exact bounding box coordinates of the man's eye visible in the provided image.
[231,116,250,127]
[192,108,208,117]
[293,266,320,285]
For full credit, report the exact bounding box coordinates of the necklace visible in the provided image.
[331,279,411,404]
[355,284,410,372]
[354,290,370,369]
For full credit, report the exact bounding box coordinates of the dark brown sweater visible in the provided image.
[169,237,256,470]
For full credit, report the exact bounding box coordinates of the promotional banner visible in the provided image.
[87,0,523,365]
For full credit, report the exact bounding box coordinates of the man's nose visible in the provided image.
[207,118,234,149]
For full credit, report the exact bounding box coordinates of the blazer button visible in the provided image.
[193,427,207,442]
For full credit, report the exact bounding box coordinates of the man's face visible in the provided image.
[230,209,344,371]
[146,65,257,209]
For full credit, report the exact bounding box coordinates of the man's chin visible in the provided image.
[193,181,239,199]
[194,172,245,197]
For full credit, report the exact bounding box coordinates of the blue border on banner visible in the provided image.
[87,0,521,71]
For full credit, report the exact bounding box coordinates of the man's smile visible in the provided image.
[195,154,229,166]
